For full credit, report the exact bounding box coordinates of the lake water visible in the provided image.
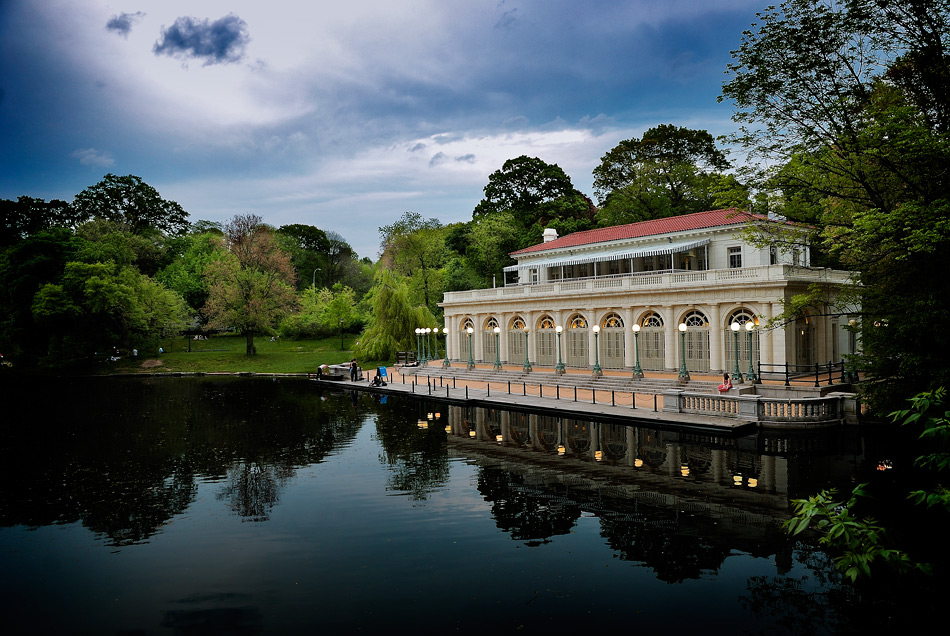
[0,376,931,634]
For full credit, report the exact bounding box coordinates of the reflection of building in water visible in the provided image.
[441,403,864,581]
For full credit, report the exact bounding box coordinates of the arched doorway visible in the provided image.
[640,312,665,371]
[566,314,589,368]
[600,313,625,369]
[459,317,474,361]
[482,316,499,363]
[723,309,756,373]
[508,316,526,363]
[536,315,556,366]
[681,310,710,373]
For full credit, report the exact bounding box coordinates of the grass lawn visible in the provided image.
[100,334,391,375]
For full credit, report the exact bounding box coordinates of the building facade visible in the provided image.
[440,209,855,375]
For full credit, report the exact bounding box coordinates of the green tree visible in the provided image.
[0,196,77,246]
[157,231,223,313]
[592,125,732,226]
[721,0,950,409]
[474,155,596,230]
[276,224,331,290]
[72,174,189,235]
[204,214,298,356]
[355,269,433,362]
[378,212,447,312]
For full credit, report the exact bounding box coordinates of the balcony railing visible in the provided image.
[443,265,853,304]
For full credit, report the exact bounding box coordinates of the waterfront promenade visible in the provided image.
[334,362,758,434]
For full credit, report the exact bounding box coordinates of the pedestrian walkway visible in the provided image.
[319,363,756,434]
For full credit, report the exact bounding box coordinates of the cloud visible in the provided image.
[154,15,250,66]
[455,154,476,163]
[72,148,114,167]
[106,12,145,38]
[429,152,448,167]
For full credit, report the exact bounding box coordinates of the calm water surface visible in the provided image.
[0,376,921,634]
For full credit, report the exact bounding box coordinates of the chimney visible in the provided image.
[542,227,558,243]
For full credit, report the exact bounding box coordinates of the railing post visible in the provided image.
[814,362,820,388]
[654,394,658,412]
[784,362,790,387]
[592,389,596,405]
[632,391,636,410]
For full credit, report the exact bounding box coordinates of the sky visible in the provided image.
[0,0,763,258]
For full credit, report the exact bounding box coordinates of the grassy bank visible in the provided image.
[96,334,389,375]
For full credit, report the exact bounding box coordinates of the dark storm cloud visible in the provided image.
[106,11,145,38]
[153,14,250,66]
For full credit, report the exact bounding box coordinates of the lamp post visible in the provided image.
[414,328,421,362]
[522,327,532,373]
[554,325,565,375]
[847,319,858,382]
[426,327,435,366]
[678,323,690,382]
[730,322,743,383]
[442,327,451,368]
[493,326,502,371]
[745,321,757,382]
[312,268,320,288]
[466,327,475,370]
[592,325,603,377]
[631,324,644,379]
[340,318,344,350]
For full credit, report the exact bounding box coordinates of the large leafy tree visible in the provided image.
[592,125,733,226]
[378,212,447,313]
[72,174,189,235]
[355,269,434,362]
[722,0,950,410]
[276,224,331,290]
[0,196,77,246]
[474,155,596,231]
[204,214,298,356]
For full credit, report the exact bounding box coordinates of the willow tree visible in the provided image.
[355,269,433,362]
[204,214,297,356]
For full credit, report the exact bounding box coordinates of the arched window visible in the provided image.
[510,317,526,330]
[569,315,587,329]
[640,312,663,328]
[602,313,623,328]
[508,317,526,361]
[683,310,708,327]
[461,318,474,331]
[538,316,555,330]
[727,309,755,327]
[486,317,499,330]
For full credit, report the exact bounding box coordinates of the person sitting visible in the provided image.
[718,373,733,394]
[371,372,386,387]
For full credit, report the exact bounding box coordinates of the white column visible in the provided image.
[664,307,677,370]
[708,303,722,373]
[623,307,635,368]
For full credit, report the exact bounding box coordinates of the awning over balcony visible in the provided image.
[503,238,710,272]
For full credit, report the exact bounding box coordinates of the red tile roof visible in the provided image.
[511,209,761,256]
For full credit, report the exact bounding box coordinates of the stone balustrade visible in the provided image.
[663,389,856,427]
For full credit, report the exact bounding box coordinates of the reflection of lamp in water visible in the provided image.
[435,412,441,419]
[594,450,603,461]
[417,420,428,429]
[634,458,643,468]
[496,434,503,443]
[557,444,566,456]
[427,412,434,420]
[469,430,476,438]
[680,464,690,477]
[733,474,743,486]
[444,425,451,434]
[748,478,758,488]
